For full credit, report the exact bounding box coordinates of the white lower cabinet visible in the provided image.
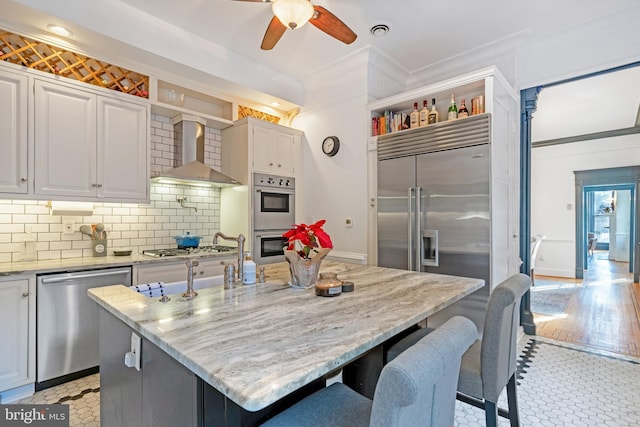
[0,276,35,393]
[134,256,236,285]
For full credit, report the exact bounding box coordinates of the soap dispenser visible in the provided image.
[242,253,256,285]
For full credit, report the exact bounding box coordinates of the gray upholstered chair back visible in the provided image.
[370,316,477,427]
[479,273,531,403]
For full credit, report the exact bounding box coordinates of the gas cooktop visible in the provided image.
[142,245,236,258]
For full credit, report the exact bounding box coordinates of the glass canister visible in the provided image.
[315,272,342,297]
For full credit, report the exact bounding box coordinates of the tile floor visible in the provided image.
[17,374,100,427]
[17,336,640,426]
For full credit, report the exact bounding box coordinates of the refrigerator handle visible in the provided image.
[407,187,414,271]
[415,187,422,271]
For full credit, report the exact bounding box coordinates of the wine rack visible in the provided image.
[0,30,149,98]
[238,105,280,124]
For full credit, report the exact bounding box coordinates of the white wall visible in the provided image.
[292,52,369,262]
[531,135,640,277]
[518,6,640,89]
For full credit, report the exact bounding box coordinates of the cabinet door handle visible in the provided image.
[92,183,98,187]
[97,184,103,188]
[277,164,281,167]
[22,292,30,297]
[21,177,27,182]
[269,162,273,166]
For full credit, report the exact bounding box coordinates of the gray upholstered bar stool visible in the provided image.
[261,316,477,427]
[386,273,532,427]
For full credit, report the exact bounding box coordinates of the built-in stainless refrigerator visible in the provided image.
[377,142,491,331]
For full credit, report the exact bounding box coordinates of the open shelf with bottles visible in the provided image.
[149,78,234,129]
[367,69,491,137]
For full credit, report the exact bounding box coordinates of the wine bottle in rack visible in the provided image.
[419,100,429,127]
[428,98,439,125]
[458,98,469,118]
[410,102,419,128]
[447,94,457,121]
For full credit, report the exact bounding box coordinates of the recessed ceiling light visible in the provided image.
[370,24,390,37]
[270,101,281,107]
[47,24,72,37]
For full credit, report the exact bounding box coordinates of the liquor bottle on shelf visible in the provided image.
[410,102,420,128]
[458,98,469,118]
[447,94,458,121]
[428,98,439,125]
[419,100,429,127]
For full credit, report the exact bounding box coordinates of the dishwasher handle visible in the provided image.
[39,268,132,284]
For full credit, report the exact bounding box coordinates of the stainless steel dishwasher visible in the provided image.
[37,267,132,388]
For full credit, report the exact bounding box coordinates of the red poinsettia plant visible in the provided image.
[283,219,333,260]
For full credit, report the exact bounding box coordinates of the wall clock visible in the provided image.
[322,136,340,157]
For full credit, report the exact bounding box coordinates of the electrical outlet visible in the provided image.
[124,332,141,371]
[63,221,75,235]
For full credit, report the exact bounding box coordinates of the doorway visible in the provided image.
[519,63,640,341]
[582,184,635,274]
[574,167,639,281]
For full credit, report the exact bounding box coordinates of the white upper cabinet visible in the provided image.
[0,68,28,194]
[97,97,148,200]
[34,79,97,198]
[34,78,149,202]
[251,124,297,176]
[221,117,302,183]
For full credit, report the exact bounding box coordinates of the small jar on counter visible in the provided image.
[315,272,342,297]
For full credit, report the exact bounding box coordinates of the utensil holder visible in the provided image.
[92,239,107,257]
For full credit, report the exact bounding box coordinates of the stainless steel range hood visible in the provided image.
[151,115,239,187]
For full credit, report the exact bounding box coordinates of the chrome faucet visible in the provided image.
[182,258,199,299]
[213,232,245,283]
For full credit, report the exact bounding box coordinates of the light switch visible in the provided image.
[345,218,353,227]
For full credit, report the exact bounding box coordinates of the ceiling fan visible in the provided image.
[234,0,357,50]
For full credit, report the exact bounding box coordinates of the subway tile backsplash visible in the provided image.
[0,114,223,263]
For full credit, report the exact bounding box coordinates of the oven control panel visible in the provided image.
[253,173,295,189]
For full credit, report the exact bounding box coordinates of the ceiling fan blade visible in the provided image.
[261,16,287,50]
[309,5,357,45]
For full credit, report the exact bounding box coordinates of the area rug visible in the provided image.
[530,279,579,316]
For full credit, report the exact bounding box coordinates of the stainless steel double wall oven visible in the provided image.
[252,173,294,264]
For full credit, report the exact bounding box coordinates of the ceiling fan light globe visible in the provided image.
[272,0,314,30]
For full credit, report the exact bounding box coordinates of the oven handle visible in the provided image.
[255,188,295,195]
[255,233,287,238]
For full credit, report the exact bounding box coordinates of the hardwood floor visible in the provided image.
[533,250,640,357]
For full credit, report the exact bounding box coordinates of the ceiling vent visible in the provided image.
[370,24,390,37]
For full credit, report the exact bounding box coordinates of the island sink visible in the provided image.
[145,275,224,298]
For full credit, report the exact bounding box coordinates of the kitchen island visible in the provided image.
[88,261,484,426]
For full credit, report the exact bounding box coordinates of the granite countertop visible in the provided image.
[88,261,484,412]
[0,251,238,276]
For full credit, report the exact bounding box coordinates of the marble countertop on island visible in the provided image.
[88,261,484,412]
